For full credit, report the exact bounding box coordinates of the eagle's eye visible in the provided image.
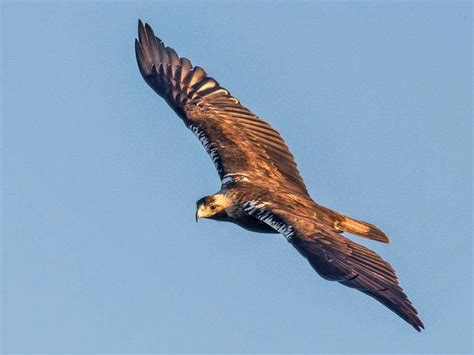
[209,204,217,211]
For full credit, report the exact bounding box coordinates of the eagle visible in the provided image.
[135,20,424,332]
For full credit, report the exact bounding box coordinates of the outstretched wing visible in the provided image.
[135,20,309,197]
[243,200,424,332]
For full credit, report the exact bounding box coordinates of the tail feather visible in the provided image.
[336,215,390,243]
[316,205,390,243]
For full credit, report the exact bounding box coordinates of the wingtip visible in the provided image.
[138,19,144,34]
[144,22,155,37]
[413,319,425,332]
[413,312,425,332]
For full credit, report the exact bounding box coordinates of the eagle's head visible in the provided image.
[195,194,231,221]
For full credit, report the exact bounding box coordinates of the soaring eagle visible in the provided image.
[135,20,424,332]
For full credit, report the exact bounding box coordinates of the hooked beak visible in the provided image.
[195,204,205,222]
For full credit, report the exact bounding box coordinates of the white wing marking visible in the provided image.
[189,124,223,175]
[243,201,295,240]
[221,173,251,186]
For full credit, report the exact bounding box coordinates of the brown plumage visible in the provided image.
[135,20,423,332]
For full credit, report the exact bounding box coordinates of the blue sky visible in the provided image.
[1,1,472,353]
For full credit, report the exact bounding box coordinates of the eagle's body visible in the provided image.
[135,20,424,332]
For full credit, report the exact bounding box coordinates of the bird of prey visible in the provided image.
[135,20,424,332]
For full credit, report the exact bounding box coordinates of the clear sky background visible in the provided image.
[1,1,472,354]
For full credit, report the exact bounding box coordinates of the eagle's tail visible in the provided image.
[318,205,390,243]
